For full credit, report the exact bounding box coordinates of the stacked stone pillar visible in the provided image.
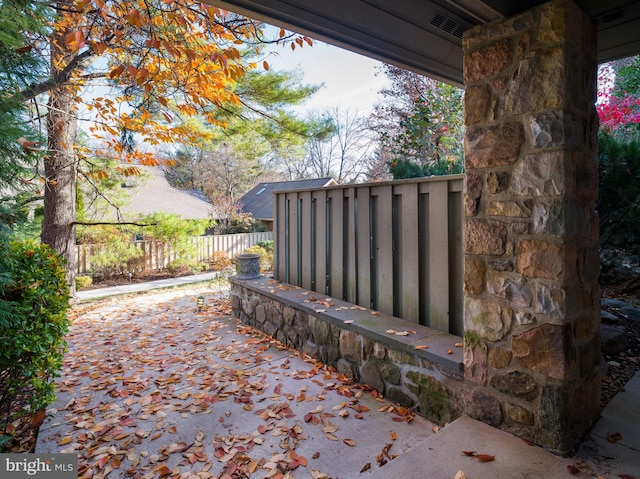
[462,0,600,453]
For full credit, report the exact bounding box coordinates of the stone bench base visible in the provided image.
[229,275,486,426]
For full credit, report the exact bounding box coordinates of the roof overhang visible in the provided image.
[203,0,640,87]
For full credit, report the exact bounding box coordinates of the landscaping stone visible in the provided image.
[600,325,629,355]
[600,309,620,323]
[601,298,631,310]
[620,306,640,322]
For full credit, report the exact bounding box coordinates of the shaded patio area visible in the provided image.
[36,286,640,478]
[36,288,435,478]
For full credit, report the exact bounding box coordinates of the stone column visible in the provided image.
[462,0,600,454]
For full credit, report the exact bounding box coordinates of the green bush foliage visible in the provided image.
[79,214,214,279]
[256,239,274,253]
[144,214,210,276]
[597,132,640,279]
[598,132,640,253]
[75,275,93,290]
[0,240,70,442]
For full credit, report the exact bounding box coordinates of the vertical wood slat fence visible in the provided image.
[274,176,464,335]
[77,232,272,275]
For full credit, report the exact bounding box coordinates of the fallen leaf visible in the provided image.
[454,471,466,479]
[567,465,580,474]
[344,320,354,324]
[446,349,453,354]
[390,432,398,441]
[360,463,371,473]
[607,432,622,443]
[414,345,429,350]
[312,452,320,459]
[343,438,356,446]
[476,454,495,462]
[454,342,463,347]
[461,451,475,456]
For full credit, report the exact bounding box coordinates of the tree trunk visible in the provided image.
[41,28,77,296]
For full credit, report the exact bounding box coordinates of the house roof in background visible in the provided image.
[120,167,214,220]
[240,178,337,220]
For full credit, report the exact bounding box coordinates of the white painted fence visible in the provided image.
[77,232,272,274]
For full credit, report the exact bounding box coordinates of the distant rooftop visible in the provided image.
[240,178,337,220]
[119,167,215,220]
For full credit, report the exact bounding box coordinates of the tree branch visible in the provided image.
[18,49,96,102]
[73,220,158,227]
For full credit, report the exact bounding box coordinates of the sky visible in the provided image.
[263,37,390,113]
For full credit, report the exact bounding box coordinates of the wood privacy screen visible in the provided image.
[274,176,464,336]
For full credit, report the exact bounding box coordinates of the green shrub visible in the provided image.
[89,241,142,279]
[75,275,93,290]
[257,239,274,253]
[0,240,70,443]
[598,132,640,254]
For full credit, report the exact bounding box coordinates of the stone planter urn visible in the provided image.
[235,254,261,279]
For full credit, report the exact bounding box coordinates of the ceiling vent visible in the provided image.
[430,11,466,38]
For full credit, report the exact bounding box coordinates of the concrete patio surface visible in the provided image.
[38,281,640,479]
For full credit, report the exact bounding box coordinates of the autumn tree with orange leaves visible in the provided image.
[12,0,311,292]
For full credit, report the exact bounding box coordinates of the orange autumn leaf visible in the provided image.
[58,436,73,446]
[476,454,495,462]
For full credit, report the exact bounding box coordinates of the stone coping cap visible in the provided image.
[230,275,463,373]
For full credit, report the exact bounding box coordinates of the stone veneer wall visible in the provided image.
[230,281,473,426]
[462,0,600,453]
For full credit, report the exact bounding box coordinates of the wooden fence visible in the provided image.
[77,232,272,275]
[274,176,464,335]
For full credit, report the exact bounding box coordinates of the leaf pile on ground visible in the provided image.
[38,289,432,479]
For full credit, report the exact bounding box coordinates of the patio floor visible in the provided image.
[36,284,640,478]
[36,287,436,478]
